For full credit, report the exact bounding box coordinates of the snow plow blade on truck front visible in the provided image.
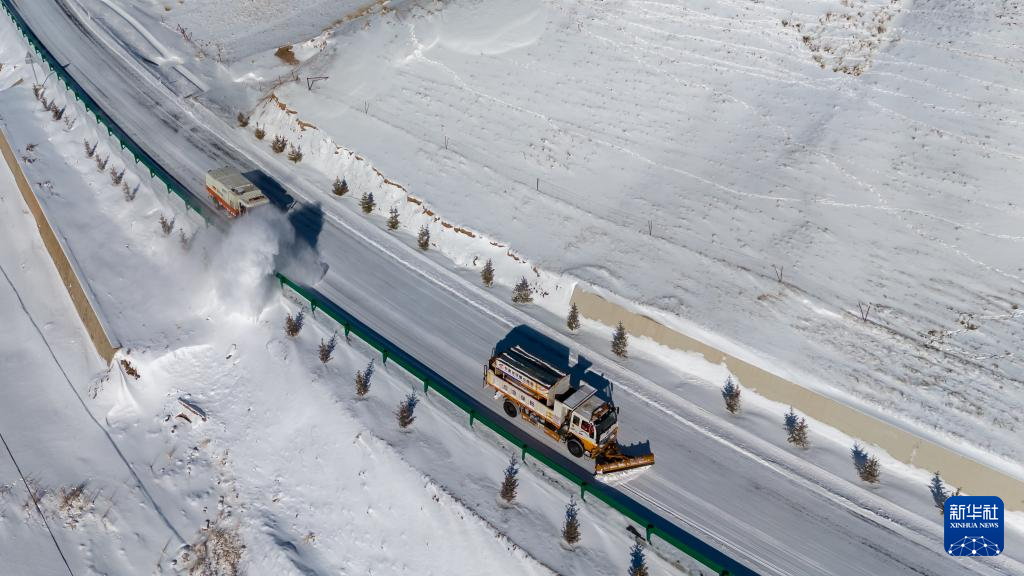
[595,442,656,477]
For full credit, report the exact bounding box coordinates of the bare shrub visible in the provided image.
[287,145,303,163]
[254,125,265,140]
[236,112,249,127]
[179,229,193,250]
[51,106,66,122]
[83,139,97,158]
[110,166,126,186]
[122,180,138,202]
[95,154,109,172]
[57,483,95,528]
[120,358,140,379]
[271,135,288,153]
[182,526,245,576]
[160,214,175,236]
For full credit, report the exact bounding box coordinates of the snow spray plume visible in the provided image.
[206,210,324,318]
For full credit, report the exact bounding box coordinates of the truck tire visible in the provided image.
[567,438,584,458]
[503,399,518,419]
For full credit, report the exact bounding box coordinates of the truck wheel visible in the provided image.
[503,399,518,418]
[567,438,584,458]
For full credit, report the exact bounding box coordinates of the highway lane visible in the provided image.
[9,1,1020,574]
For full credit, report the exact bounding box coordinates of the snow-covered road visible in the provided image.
[6,0,1022,574]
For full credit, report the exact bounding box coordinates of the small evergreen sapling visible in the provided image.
[83,139,97,158]
[722,376,741,414]
[851,442,880,483]
[499,456,519,505]
[387,207,400,230]
[784,407,809,448]
[236,112,249,127]
[360,191,376,214]
[567,302,580,332]
[332,177,348,196]
[784,406,798,435]
[562,497,581,547]
[318,333,338,364]
[929,472,948,514]
[627,542,649,576]
[480,258,495,287]
[96,154,109,172]
[396,393,418,429]
[860,456,881,483]
[285,310,305,337]
[790,417,809,449]
[355,359,374,397]
[417,225,430,250]
[611,322,628,357]
[511,277,533,304]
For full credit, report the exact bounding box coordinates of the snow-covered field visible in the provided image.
[4,0,1024,573]
[144,0,1023,469]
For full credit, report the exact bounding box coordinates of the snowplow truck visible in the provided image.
[205,167,269,217]
[485,346,654,475]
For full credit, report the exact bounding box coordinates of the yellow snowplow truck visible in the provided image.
[484,345,654,476]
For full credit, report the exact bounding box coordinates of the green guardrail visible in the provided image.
[276,273,751,576]
[1,0,211,223]
[1,3,752,573]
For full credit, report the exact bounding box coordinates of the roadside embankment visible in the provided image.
[0,124,119,363]
[572,286,1024,511]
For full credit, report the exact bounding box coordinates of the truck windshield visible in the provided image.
[595,409,617,437]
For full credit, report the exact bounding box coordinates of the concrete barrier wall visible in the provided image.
[572,286,1024,511]
[0,125,119,364]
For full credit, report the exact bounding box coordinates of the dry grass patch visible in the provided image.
[274,46,299,66]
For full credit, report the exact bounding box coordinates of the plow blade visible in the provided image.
[595,442,655,479]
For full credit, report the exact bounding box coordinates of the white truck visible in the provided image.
[205,167,269,217]
[485,345,654,475]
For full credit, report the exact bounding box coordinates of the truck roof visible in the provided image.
[498,346,565,388]
[562,383,600,412]
[208,167,253,190]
